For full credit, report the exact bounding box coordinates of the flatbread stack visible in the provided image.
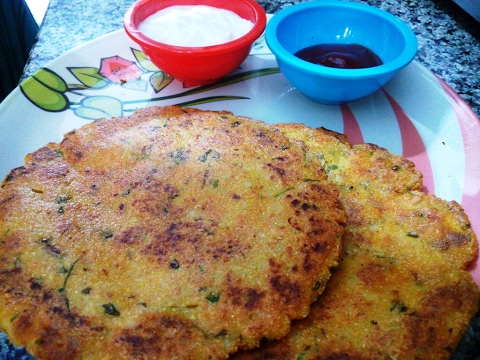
[0,106,478,359]
[235,125,479,359]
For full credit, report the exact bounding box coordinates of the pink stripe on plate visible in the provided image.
[341,104,364,144]
[383,91,435,194]
[436,76,480,286]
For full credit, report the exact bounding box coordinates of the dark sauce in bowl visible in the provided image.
[294,43,383,69]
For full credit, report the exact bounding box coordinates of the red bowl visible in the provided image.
[124,0,267,86]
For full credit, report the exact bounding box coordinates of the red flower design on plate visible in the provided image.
[99,56,143,84]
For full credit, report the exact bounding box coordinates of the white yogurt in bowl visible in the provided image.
[138,5,254,47]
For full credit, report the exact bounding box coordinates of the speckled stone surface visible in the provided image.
[2,0,480,359]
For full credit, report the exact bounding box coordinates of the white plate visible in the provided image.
[1,28,479,286]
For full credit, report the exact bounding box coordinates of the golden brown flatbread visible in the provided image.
[234,124,479,359]
[0,107,345,359]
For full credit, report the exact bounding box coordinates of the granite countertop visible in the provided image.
[2,0,480,358]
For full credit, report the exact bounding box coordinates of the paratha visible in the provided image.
[234,125,479,359]
[0,107,345,359]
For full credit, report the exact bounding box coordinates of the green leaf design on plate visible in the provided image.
[121,79,148,91]
[67,83,90,90]
[68,67,110,89]
[150,72,174,93]
[132,48,160,72]
[124,67,281,105]
[35,67,68,92]
[183,68,281,95]
[74,96,123,120]
[20,68,69,112]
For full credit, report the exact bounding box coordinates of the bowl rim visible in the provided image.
[124,0,267,54]
[265,0,418,79]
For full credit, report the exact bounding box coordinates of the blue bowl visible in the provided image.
[266,1,418,105]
